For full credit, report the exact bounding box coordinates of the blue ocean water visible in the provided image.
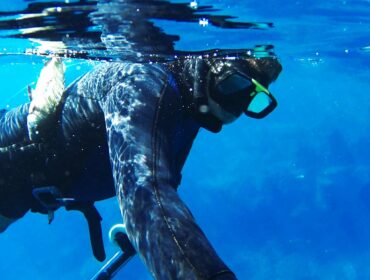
[0,0,369,279]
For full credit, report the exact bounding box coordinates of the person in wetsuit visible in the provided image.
[0,53,282,279]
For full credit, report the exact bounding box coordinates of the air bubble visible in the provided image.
[199,18,209,27]
[190,1,198,9]
[199,105,209,113]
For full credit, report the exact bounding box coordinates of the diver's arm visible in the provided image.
[0,71,100,232]
[0,65,112,233]
[0,103,31,149]
[0,104,36,232]
[100,63,235,279]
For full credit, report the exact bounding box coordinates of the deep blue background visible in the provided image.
[0,0,369,279]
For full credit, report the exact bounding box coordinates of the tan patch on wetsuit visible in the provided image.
[27,57,65,141]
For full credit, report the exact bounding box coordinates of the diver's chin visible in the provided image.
[208,99,239,124]
[0,214,16,233]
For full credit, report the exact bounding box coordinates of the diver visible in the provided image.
[0,52,282,279]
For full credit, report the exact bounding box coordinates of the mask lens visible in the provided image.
[211,74,253,117]
[216,74,253,96]
[247,92,273,113]
[211,73,277,120]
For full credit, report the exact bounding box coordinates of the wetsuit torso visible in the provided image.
[0,62,236,280]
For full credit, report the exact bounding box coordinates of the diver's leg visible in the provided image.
[101,66,236,279]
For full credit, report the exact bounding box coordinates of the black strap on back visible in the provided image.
[31,186,106,262]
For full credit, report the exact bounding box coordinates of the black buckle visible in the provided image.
[32,186,75,210]
[32,186,75,223]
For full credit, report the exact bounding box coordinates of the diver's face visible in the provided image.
[206,59,255,123]
[206,58,279,123]
[207,95,239,124]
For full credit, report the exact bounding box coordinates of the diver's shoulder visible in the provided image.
[92,61,168,79]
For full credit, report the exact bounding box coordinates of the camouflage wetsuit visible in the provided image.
[0,62,237,280]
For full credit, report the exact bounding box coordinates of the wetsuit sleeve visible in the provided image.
[0,104,31,148]
[0,104,38,220]
[100,65,235,280]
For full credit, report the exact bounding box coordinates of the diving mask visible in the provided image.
[210,72,277,120]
